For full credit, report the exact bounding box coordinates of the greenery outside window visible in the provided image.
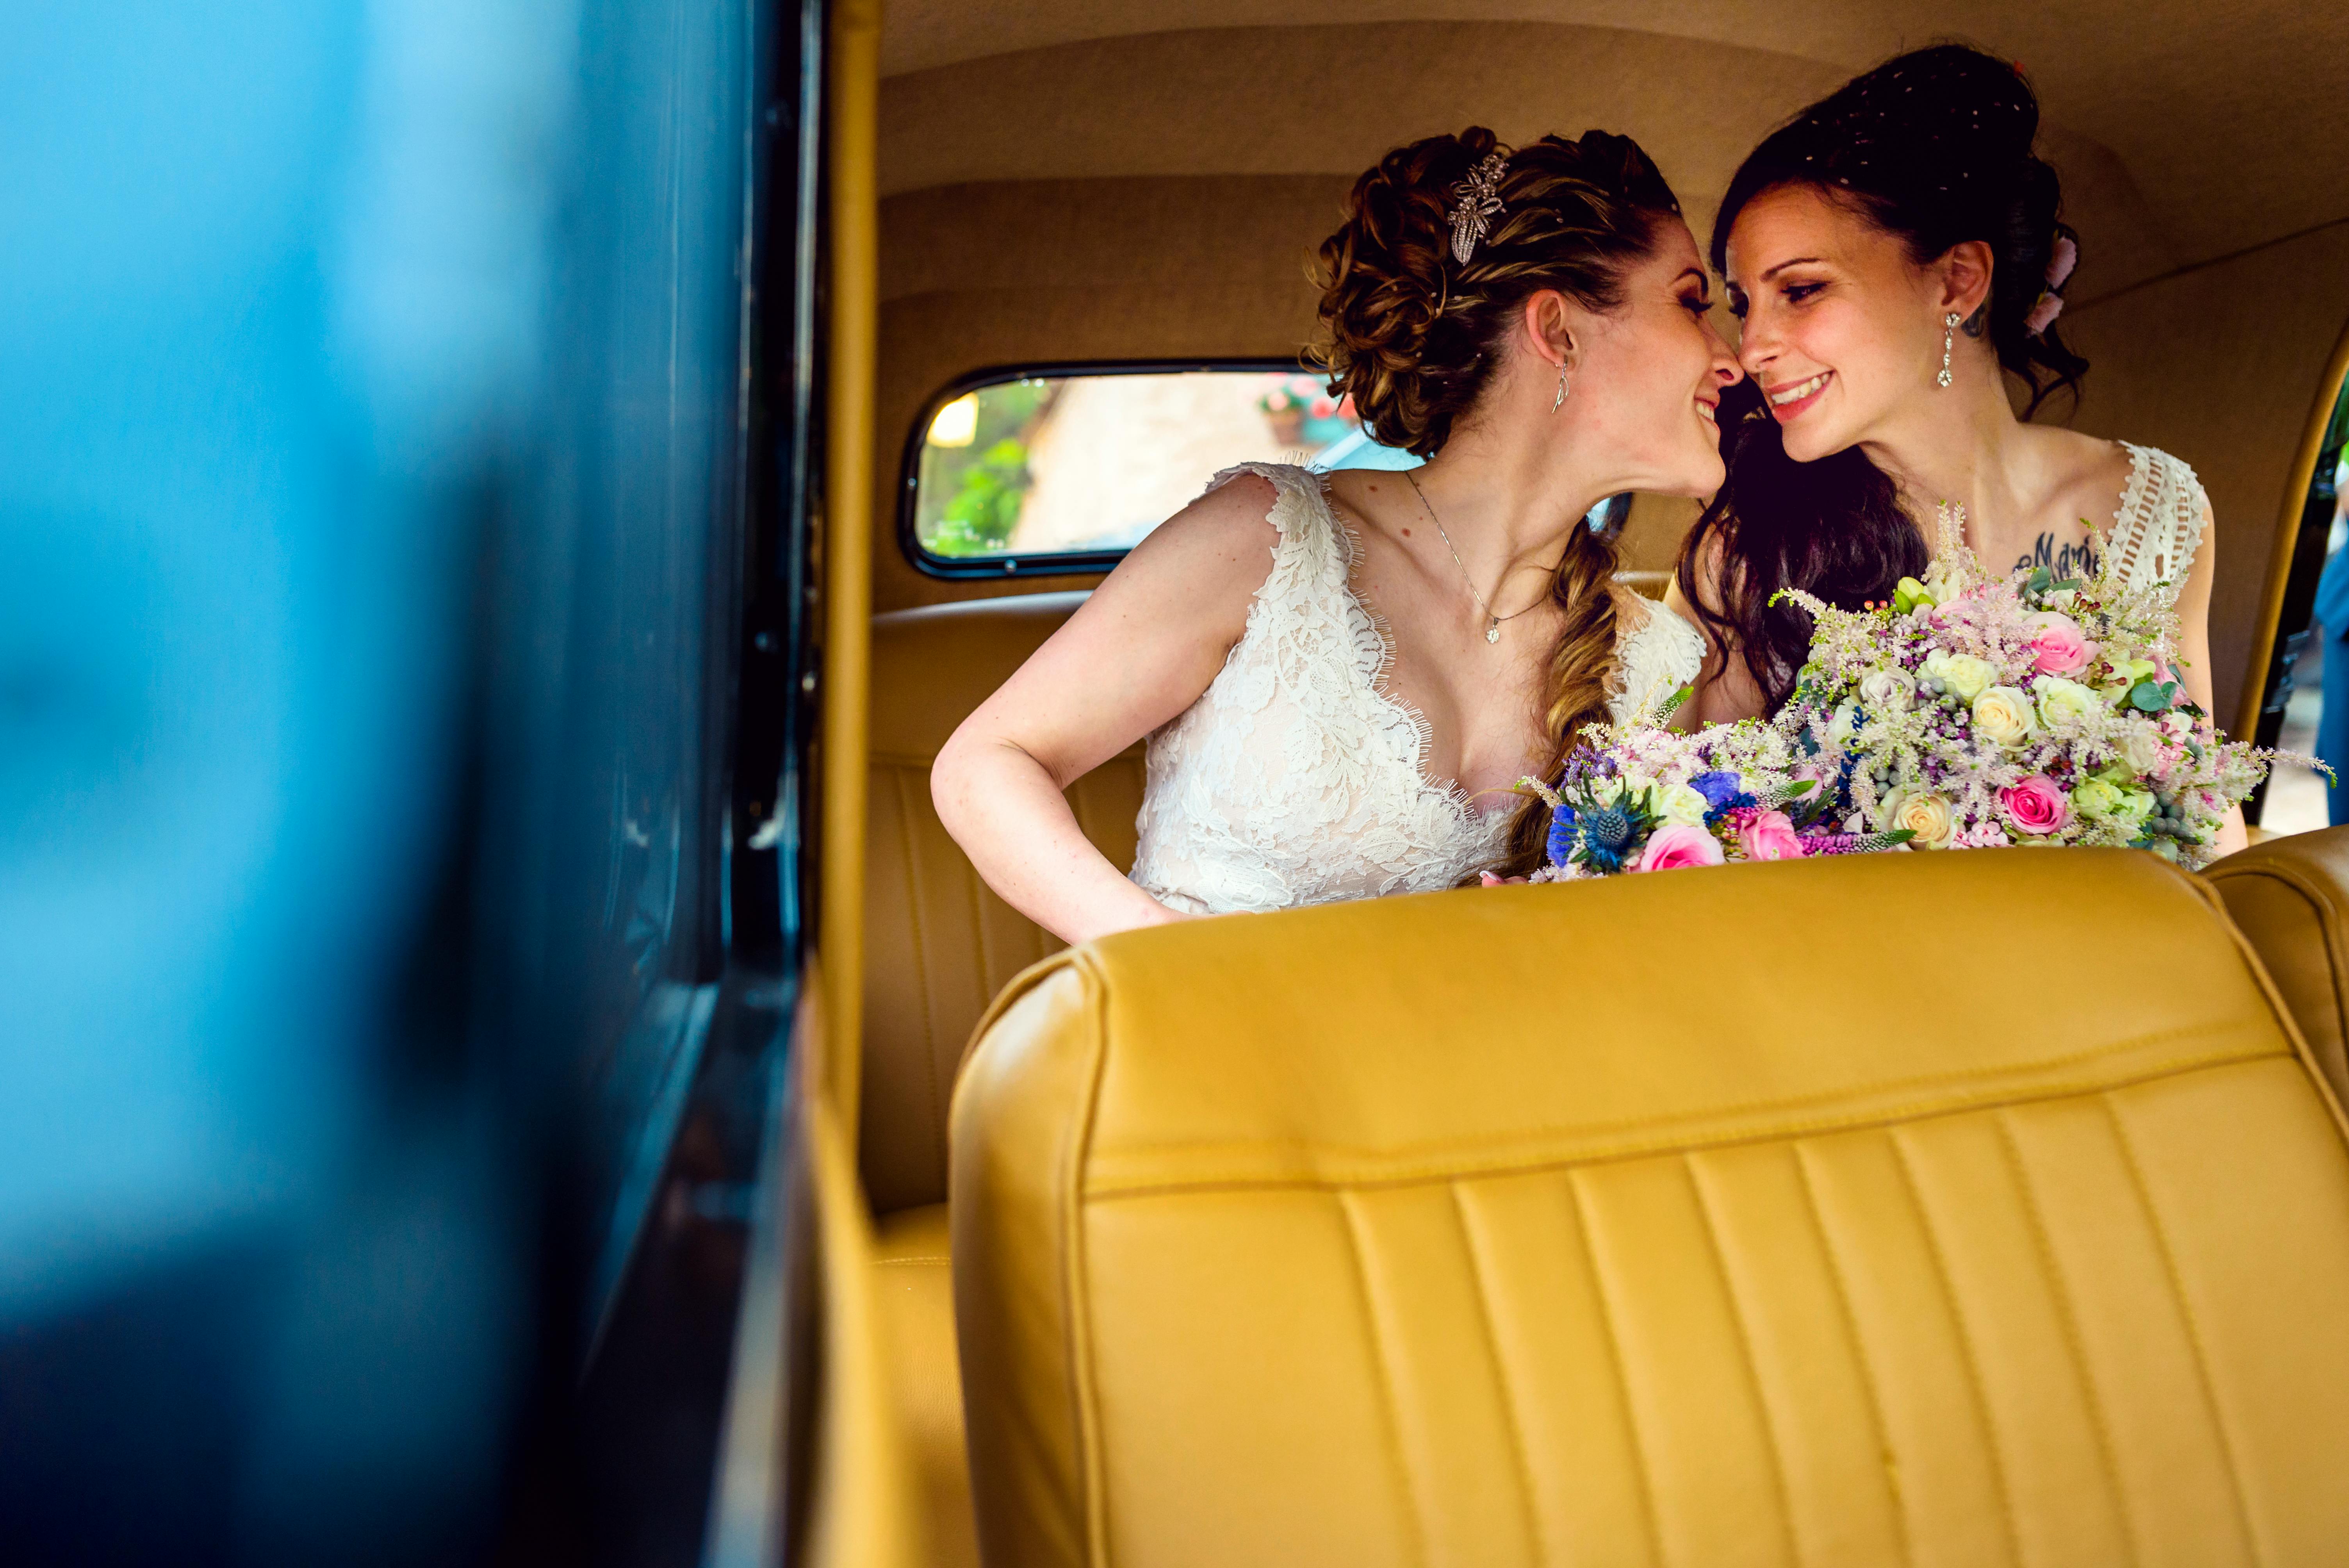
[901,362,1421,578]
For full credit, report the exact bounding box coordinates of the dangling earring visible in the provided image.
[1552,362,1571,413]
[1937,312,1960,388]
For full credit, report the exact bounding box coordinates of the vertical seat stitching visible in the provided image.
[1887,1129,2028,1568]
[1566,1169,1670,1568]
[1992,1110,2141,1566]
[2101,1095,2265,1566]
[1790,1144,1913,1568]
[889,768,944,1166]
[1685,1156,1805,1568]
[1338,1191,1429,1568]
[1450,1181,1549,1568]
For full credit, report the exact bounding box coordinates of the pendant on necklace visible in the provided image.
[1485,618,1501,645]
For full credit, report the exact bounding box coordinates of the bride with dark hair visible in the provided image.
[1670,44,2243,854]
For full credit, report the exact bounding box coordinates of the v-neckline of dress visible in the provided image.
[1303,474,1517,827]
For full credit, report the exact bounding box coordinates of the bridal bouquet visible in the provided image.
[1522,702,1912,879]
[1523,506,2304,880]
[1773,506,2280,870]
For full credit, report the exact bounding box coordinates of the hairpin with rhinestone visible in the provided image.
[1447,151,1509,264]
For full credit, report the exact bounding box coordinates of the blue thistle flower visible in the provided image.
[1584,805,1634,852]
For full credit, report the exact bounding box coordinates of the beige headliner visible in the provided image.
[883,0,2349,270]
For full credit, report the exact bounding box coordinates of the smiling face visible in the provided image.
[1722,183,1950,461]
[1560,217,1745,495]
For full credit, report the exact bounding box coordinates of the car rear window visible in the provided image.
[901,363,1421,577]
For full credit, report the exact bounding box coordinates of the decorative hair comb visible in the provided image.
[1447,151,1509,264]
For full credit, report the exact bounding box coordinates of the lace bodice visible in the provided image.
[1128,463,1705,916]
[2109,442,2212,591]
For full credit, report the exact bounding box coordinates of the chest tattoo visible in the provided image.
[2014,531,2095,581]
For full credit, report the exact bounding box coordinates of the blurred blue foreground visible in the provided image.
[0,2,777,1561]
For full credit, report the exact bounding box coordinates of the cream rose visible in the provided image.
[1859,668,1917,712]
[1971,686,2038,749]
[2034,674,2103,729]
[2119,725,2165,776]
[1922,559,1968,609]
[1922,649,1996,703]
[1652,781,1711,827]
[2071,778,2124,818]
[1882,788,1955,848]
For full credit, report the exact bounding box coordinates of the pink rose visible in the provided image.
[2001,775,2072,835]
[2025,611,2095,677]
[1738,809,1808,862]
[1636,822,1726,872]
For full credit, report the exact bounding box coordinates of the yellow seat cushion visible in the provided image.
[952,850,2349,1568]
[870,1203,977,1568]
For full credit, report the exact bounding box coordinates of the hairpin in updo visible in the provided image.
[1447,151,1509,263]
[2026,231,2078,337]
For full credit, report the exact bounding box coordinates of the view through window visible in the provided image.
[907,367,1419,570]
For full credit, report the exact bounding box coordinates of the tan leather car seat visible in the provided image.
[863,592,1143,1215]
[2205,825,2349,1107]
[954,850,2349,1567]
[863,591,1144,1568]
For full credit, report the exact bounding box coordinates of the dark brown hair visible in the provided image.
[1684,44,2086,712]
[1309,126,1685,875]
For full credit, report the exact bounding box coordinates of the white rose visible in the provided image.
[1652,781,1711,826]
[2119,726,2164,776]
[1923,560,1967,608]
[1923,649,1996,703]
[2034,674,2103,730]
[1825,700,1861,748]
[1859,668,1917,713]
[1971,686,2038,749]
[1882,788,1955,848]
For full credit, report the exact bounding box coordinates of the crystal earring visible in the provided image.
[1552,362,1571,413]
[1937,312,1960,388]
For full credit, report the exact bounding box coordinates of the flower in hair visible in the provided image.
[1447,151,1508,264]
[2026,234,2078,338]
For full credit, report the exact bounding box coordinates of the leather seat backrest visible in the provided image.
[863,592,1143,1215]
[2206,825,2349,1106]
[952,850,2349,1568]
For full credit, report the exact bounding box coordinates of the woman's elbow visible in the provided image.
[930,720,986,840]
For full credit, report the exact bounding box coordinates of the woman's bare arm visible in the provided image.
[930,475,1281,943]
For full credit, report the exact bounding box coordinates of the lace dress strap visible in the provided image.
[2109,442,2212,593]
[1611,594,1706,722]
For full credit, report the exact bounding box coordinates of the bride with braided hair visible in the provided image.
[933,126,1741,940]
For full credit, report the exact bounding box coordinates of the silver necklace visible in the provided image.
[1404,469,1545,645]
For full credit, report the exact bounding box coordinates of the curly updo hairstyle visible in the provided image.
[1308,126,1686,877]
[1677,43,2089,711]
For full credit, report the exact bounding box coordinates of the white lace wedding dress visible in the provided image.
[1127,462,1704,916]
[2108,442,2212,592]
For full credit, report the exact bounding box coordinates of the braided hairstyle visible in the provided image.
[1680,45,2087,711]
[1309,127,1685,876]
